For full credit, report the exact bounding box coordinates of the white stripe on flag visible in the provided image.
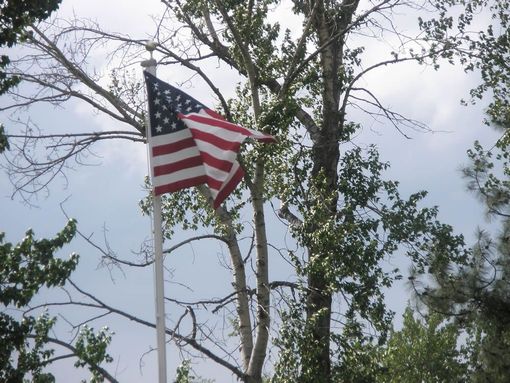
[203,163,230,184]
[153,166,206,188]
[151,129,192,147]
[152,146,201,168]
[192,139,238,160]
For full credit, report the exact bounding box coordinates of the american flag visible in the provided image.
[144,72,275,208]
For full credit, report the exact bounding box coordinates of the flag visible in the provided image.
[144,72,275,208]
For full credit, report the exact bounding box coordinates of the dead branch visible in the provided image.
[65,280,247,379]
[2,122,144,200]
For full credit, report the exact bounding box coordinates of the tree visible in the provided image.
[411,136,510,382]
[0,0,64,152]
[0,0,63,94]
[0,0,498,381]
[418,0,510,129]
[0,221,117,382]
[409,2,510,379]
[378,307,467,383]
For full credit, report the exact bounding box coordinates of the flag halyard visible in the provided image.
[144,71,275,208]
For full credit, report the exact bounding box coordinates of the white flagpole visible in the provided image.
[141,42,167,383]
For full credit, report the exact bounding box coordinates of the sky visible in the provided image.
[0,0,502,382]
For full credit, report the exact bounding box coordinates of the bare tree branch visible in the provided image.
[65,280,248,379]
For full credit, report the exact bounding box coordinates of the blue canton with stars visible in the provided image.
[144,72,205,137]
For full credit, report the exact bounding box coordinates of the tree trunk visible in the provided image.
[302,1,359,381]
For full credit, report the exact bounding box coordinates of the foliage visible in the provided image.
[0,220,78,307]
[175,360,194,383]
[419,0,509,128]
[0,0,63,94]
[74,326,114,383]
[173,359,215,383]
[0,221,115,382]
[0,123,9,153]
[0,311,57,383]
[0,0,64,157]
[378,307,467,383]
[0,0,62,46]
[331,328,382,383]
[414,3,510,377]
[412,136,510,381]
[0,221,78,381]
[270,145,467,382]
[463,316,510,382]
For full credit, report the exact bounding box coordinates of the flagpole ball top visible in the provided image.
[145,40,157,52]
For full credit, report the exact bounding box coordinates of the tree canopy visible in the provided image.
[0,221,118,383]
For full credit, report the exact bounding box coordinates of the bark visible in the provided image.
[196,185,254,371]
[247,160,270,382]
[303,1,360,382]
[212,3,271,381]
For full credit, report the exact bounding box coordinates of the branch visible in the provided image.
[67,280,247,379]
[2,123,143,200]
[28,25,143,131]
[277,203,303,229]
[285,0,394,90]
[196,184,254,368]
[4,72,143,128]
[164,234,228,254]
[339,46,453,119]
[247,162,271,378]
[280,1,320,95]
[164,0,323,142]
[348,89,430,136]
[5,131,144,141]
[44,353,75,364]
[28,335,119,383]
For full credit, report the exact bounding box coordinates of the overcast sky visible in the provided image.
[0,0,502,382]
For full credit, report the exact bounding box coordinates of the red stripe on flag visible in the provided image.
[152,137,195,156]
[202,109,226,121]
[205,175,223,191]
[154,175,208,196]
[154,174,225,196]
[182,112,253,136]
[154,155,203,176]
[200,151,234,173]
[201,110,275,143]
[213,166,245,209]
[191,129,243,152]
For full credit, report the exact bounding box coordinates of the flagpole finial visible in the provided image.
[146,40,157,53]
[141,40,157,70]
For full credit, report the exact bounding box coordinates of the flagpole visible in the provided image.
[142,43,168,383]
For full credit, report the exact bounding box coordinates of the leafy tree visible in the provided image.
[0,222,116,382]
[173,359,215,383]
[0,0,501,382]
[419,0,509,128]
[411,135,510,382]
[378,307,467,383]
[411,2,510,379]
[0,0,62,94]
[0,0,64,152]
